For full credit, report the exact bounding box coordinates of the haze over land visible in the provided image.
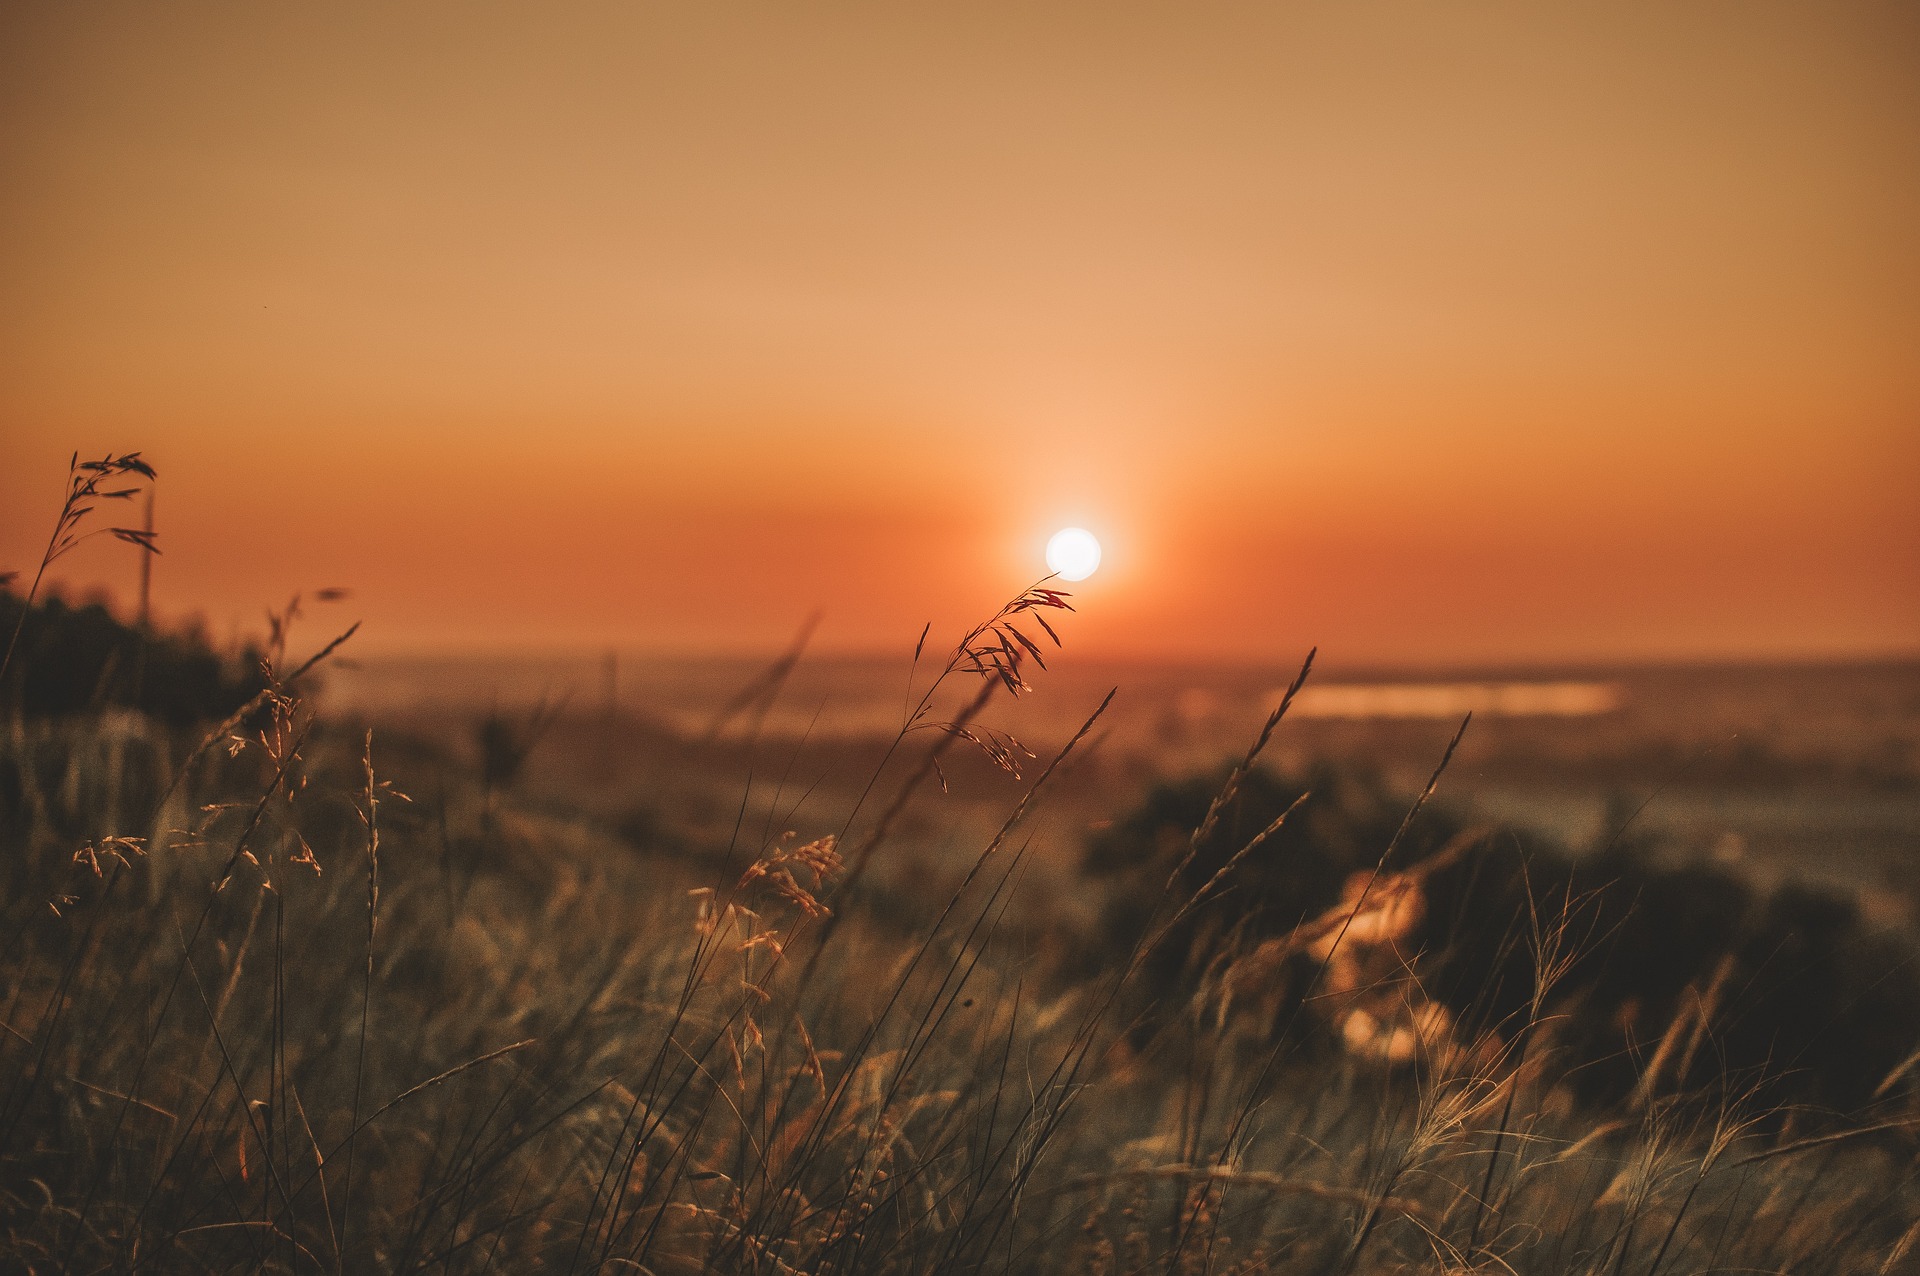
[3,1,1917,664]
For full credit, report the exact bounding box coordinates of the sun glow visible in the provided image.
[1044,527,1102,582]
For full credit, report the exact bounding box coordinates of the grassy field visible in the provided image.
[2,463,1918,1273]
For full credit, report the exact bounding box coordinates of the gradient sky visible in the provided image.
[3,2,1916,665]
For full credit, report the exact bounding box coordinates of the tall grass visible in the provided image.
[0,467,1915,1272]
[1,453,157,690]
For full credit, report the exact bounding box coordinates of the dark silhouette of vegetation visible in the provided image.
[474,696,568,798]
[1080,763,1467,995]
[0,589,266,729]
[1086,763,1920,1116]
[0,451,159,687]
[2,451,1915,1272]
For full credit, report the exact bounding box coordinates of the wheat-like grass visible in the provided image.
[0,452,1913,1273]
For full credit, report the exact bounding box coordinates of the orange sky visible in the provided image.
[2,2,1916,665]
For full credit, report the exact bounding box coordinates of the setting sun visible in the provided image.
[1045,527,1102,582]
[3,8,1918,1267]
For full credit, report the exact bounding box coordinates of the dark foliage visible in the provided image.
[0,590,266,729]
[1087,764,1920,1115]
[1080,763,1467,990]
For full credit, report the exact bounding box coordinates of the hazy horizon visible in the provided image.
[5,2,1917,663]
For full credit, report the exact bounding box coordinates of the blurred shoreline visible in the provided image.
[321,653,1920,920]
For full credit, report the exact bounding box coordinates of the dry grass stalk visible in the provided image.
[2,451,1915,1274]
[1,452,158,686]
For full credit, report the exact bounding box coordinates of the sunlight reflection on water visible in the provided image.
[1287,681,1621,719]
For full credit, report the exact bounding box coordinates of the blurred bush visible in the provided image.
[0,589,266,728]
[1083,763,1920,1115]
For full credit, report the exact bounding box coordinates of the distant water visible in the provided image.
[322,652,1920,906]
[1290,680,1619,719]
[321,651,1916,763]
[324,654,1633,756]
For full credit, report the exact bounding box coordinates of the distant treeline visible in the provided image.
[0,590,265,728]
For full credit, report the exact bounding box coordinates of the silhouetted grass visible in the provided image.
[1,459,1916,1272]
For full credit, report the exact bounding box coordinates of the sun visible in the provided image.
[1045,527,1102,581]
